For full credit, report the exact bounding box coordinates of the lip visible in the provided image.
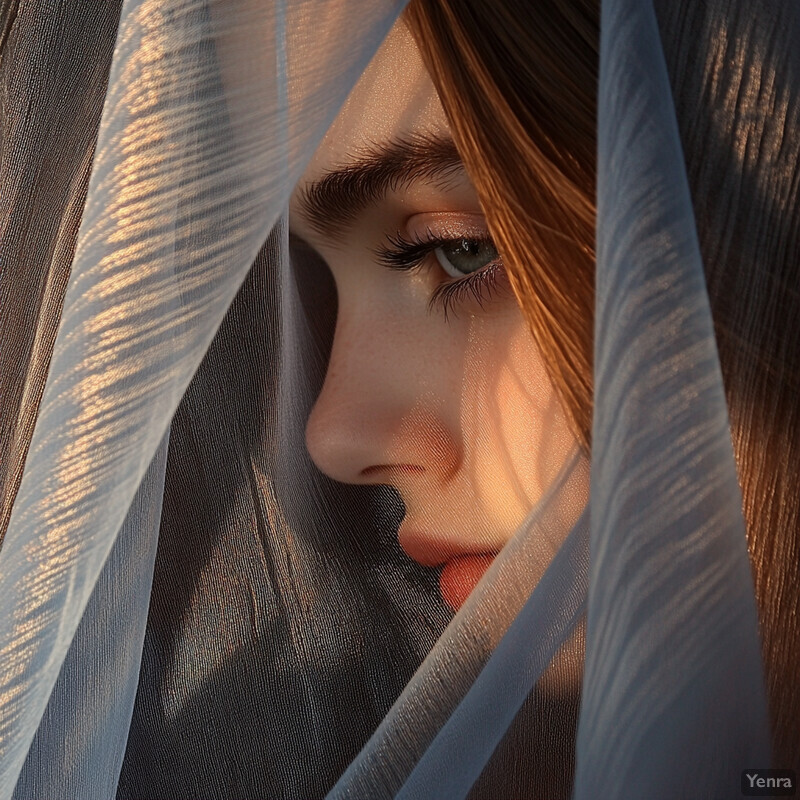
[399,523,496,611]
[398,525,463,567]
[438,553,496,611]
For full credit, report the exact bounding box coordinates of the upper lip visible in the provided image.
[398,521,496,568]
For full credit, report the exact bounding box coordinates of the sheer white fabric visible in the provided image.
[0,0,784,797]
[575,0,770,794]
[12,433,169,798]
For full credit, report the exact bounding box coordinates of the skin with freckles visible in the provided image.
[290,20,576,611]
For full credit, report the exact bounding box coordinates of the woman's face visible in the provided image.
[290,20,575,610]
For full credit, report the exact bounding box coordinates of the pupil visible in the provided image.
[463,239,481,256]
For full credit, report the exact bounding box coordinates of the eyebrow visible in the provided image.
[297,132,463,239]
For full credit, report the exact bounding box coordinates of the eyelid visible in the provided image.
[404,211,490,243]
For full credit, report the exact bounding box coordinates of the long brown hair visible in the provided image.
[406,0,800,768]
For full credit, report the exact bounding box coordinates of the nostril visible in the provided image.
[305,398,399,485]
[360,463,425,481]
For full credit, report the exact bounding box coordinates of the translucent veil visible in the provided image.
[1,0,794,797]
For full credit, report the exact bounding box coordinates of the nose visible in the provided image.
[305,306,461,487]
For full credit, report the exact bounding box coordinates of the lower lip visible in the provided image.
[439,554,495,612]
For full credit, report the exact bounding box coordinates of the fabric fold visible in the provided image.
[573,1,771,796]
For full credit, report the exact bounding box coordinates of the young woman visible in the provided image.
[0,0,796,797]
[289,18,580,612]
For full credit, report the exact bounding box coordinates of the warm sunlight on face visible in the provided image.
[289,19,576,611]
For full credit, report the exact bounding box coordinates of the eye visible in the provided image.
[434,238,500,278]
[375,228,507,318]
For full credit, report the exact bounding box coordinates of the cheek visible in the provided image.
[460,310,575,525]
[498,332,575,493]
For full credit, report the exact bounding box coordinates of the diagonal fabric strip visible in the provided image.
[573,1,771,797]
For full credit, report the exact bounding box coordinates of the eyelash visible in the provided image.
[375,230,504,318]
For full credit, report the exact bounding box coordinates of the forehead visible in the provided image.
[299,20,450,184]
